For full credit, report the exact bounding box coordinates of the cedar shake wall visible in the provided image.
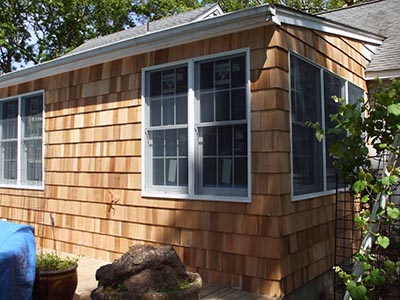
[0,23,370,297]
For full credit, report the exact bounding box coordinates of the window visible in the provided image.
[290,53,364,199]
[0,92,44,188]
[143,50,250,202]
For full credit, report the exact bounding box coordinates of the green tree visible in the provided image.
[0,0,34,72]
[133,0,199,22]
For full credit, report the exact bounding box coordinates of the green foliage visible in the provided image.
[36,252,79,272]
[315,79,400,299]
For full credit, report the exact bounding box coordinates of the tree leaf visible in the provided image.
[377,236,390,249]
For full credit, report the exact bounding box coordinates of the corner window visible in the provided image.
[143,51,250,202]
[290,54,363,200]
[0,92,44,188]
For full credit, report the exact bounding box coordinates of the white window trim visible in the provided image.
[141,48,251,203]
[289,51,364,201]
[0,90,45,190]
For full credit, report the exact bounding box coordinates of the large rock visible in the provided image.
[91,245,201,300]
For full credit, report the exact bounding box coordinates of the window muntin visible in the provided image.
[0,92,43,188]
[143,51,250,201]
[290,53,364,199]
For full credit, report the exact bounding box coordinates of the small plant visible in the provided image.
[36,252,79,272]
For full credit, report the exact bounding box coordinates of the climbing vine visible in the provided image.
[311,79,400,299]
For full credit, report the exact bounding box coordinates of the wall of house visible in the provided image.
[0,23,371,298]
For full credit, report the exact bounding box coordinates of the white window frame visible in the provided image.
[142,48,251,203]
[289,52,365,201]
[0,90,45,190]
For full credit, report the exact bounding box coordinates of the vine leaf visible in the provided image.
[387,103,400,116]
[346,281,367,300]
[387,206,400,220]
[376,236,390,249]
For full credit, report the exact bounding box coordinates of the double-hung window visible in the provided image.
[0,92,44,188]
[290,53,363,200]
[143,50,250,202]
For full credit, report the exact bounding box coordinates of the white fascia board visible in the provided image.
[0,5,276,89]
[275,6,384,46]
[366,69,400,81]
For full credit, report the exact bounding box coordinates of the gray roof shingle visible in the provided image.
[319,0,400,75]
[68,4,222,56]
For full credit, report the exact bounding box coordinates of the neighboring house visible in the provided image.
[0,1,395,299]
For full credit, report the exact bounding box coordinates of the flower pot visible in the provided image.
[36,264,78,300]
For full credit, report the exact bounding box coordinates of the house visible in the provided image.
[0,1,396,299]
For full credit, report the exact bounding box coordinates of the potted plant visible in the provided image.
[35,252,79,300]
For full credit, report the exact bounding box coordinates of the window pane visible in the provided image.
[152,131,164,157]
[166,158,177,186]
[162,69,175,95]
[1,141,17,181]
[234,125,247,155]
[231,89,246,120]
[218,126,232,156]
[234,157,247,188]
[165,129,177,157]
[200,93,214,123]
[176,66,188,94]
[218,158,232,187]
[215,91,229,121]
[176,96,187,124]
[200,62,213,91]
[1,100,18,139]
[324,72,344,190]
[348,83,364,106]
[178,129,187,156]
[179,158,188,186]
[231,56,245,88]
[153,158,164,185]
[21,139,42,183]
[215,59,230,90]
[150,100,161,126]
[150,72,161,97]
[22,94,43,138]
[163,98,174,125]
[203,158,216,187]
[202,127,216,156]
[290,55,323,196]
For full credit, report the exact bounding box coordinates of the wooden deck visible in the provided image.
[72,255,270,300]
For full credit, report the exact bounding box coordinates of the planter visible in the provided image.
[91,272,202,300]
[35,264,78,300]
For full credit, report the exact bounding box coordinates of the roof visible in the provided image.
[68,4,223,56]
[319,0,400,79]
[0,4,384,88]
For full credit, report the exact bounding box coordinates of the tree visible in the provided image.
[0,1,34,73]
[133,0,199,22]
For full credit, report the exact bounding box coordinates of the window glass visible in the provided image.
[324,73,345,190]
[291,55,323,196]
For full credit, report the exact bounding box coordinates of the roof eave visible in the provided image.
[366,69,400,81]
[0,4,384,89]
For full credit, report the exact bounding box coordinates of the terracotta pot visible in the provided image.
[36,264,78,300]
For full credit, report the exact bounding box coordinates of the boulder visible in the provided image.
[91,245,201,300]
